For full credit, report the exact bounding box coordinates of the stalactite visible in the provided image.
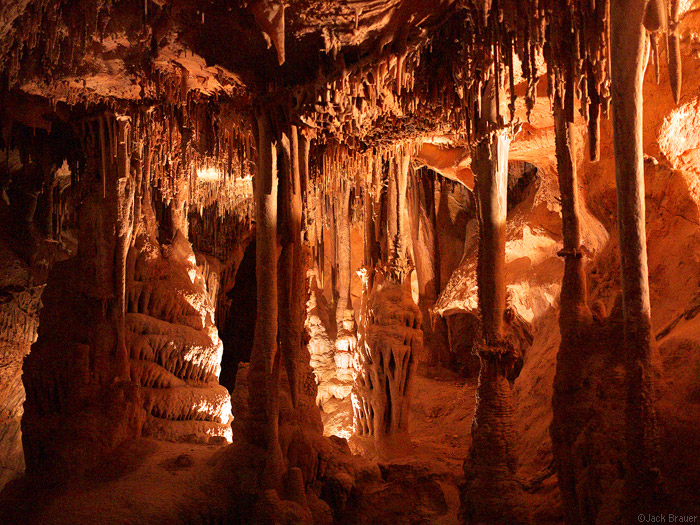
[132,141,143,236]
[335,176,352,329]
[667,0,682,104]
[248,110,284,491]
[385,152,410,282]
[114,115,134,380]
[408,168,442,366]
[363,178,374,269]
[610,0,663,515]
[587,63,601,162]
[333,172,356,396]
[99,115,107,199]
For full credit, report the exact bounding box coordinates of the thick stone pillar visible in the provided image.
[247,110,284,490]
[610,0,663,514]
[460,77,527,524]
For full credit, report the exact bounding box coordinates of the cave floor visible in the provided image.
[0,439,233,524]
[321,372,476,524]
[325,371,562,524]
[2,372,562,524]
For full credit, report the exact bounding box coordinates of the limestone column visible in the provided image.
[278,124,304,408]
[248,109,284,490]
[549,76,596,525]
[460,76,527,524]
[610,0,663,514]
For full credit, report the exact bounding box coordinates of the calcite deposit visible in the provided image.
[1,1,700,524]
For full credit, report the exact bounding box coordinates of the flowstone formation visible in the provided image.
[127,228,232,443]
[352,269,423,454]
[22,222,233,475]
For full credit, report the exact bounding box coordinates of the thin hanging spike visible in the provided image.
[106,115,115,164]
[667,0,682,104]
[587,65,601,162]
[99,114,107,199]
[650,32,660,84]
[580,72,590,122]
[494,41,502,126]
[508,33,516,122]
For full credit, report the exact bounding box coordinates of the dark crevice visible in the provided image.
[219,240,257,392]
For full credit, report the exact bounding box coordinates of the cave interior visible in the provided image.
[1,0,700,523]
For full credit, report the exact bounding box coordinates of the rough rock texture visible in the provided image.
[126,229,232,443]
[0,240,43,489]
[435,160,608,367]
[351,270,423,455]
[306,276,349,407]
[3,1,700,523]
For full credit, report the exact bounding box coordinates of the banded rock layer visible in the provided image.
[127,230,232,443]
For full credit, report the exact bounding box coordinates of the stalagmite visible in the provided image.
[352,268,422,453]
[248,110,285,490]
[460,75,527,524]
[610,0,663,515]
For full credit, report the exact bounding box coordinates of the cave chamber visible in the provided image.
[0,1,700,523]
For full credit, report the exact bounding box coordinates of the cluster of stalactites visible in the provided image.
[0,0,248,106]
[540,0,611,162]
[312,141,418,223]
[137,101,252,210]
[188,179,254,262]
[0,0,106,89]
[308,140,418,288]
[295,0,635,157]
[2,96,255,256]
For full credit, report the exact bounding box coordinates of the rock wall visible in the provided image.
[0,240,42,489]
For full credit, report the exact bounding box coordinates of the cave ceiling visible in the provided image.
[0,0,456,116]
[2,0,700,174]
